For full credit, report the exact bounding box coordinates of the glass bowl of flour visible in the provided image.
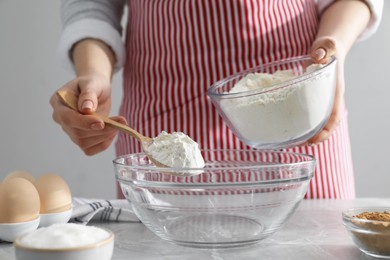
[208,55,337,149]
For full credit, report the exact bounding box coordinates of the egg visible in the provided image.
[34,173,72,214]
[0,178,40,223]
[3,170,35,183]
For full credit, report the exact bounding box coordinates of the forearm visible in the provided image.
[316,0,371,56]
[72,39,115,80]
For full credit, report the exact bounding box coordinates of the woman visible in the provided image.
[51,0,383,199]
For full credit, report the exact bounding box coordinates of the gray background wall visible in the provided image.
[0,1,388,199]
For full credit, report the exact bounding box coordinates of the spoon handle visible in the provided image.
[96,114,150,143]
[56,90,151,144]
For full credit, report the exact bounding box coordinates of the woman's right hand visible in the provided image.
[50,72,127,155]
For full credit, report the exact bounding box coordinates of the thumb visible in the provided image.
[310,37,337,63]
[78,90,99,114]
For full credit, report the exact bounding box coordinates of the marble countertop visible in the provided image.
[2,198,389,260]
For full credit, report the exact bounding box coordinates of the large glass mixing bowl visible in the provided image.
[114,150,315,248]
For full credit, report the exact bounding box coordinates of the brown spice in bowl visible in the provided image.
[351,211,390,255]
[354,211,390,222]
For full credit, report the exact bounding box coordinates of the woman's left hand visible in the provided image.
[307,36,346,145]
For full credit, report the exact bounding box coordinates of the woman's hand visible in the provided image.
[50,72,127,155]
[308,37,345,145]
[50,38,125,155]
[306,0,371,145]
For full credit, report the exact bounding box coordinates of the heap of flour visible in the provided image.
[221,64,335,147]
[145,131,205,168]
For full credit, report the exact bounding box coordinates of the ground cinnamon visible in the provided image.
[354,211,390,222]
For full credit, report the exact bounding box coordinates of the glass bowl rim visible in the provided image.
[207,55,337,99]
[113,149,316,187]
[113,149,316,171]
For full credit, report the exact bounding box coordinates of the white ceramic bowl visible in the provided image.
[14,226,114,260]
[39,208,72,227]
[0,217,40,242]
[208,55,337,149]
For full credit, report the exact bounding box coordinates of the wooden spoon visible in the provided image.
[56,90,169,168]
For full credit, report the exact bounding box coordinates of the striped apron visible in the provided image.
[116,0,355,199]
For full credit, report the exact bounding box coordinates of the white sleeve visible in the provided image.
[58,19,125,73]
[316,0,384,41]
[58,0,126,73]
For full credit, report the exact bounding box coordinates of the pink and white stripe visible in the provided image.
[116,0,355,199]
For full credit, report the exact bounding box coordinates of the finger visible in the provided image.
[61,123,118,139]
[78,116,127,155]
[79,115,128,132]
[312,48,326,61]
[81,133,118,156]
[109,116,128,125]
[83,140,114,156]
[60,127,114,154]
[311,37,337,63]
[67,128,117,152]
[308,129,329,145]
[57,107,104,130]
[50,89,102,129]
[78,88,100,114]
[308,112,341,144]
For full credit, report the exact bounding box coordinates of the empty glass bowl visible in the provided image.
[208,55,337,149]
[114,150,315,248]
[343,207,390,259]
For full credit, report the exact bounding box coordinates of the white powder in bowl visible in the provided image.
[220,64,336,146]
[145,131,205,168]
[17,223,111,249]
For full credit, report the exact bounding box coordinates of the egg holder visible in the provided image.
[0,209,73,243]
[0,218,40,243]
[39,209,73,228]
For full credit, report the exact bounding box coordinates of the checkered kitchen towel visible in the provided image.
[71,198,140,224]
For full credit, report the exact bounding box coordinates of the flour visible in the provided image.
[220,63,336,148]
[145,131,205,168]
[17,223,111,249]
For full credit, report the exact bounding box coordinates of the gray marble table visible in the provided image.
[1,198,389,260]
